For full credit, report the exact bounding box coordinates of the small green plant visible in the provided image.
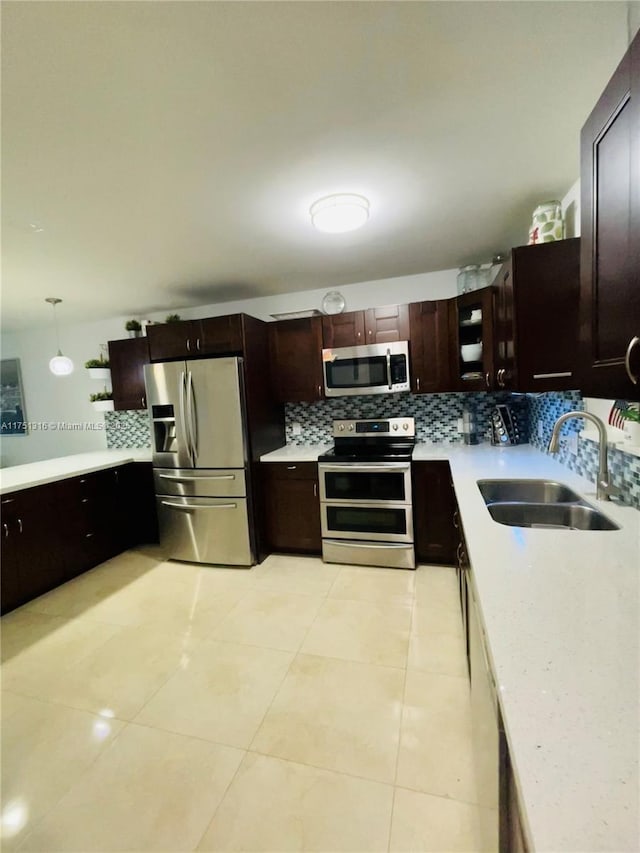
[89,391,113,403]
[125,319,142,331]
[621,406,640,423]
[84,357,110,369]
[165,314,181,323]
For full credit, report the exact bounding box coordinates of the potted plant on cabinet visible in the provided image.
[84,356,111,381]
[90,391,114,412]
[620,405,640,447]
[125,319,142,338]
[165,314,181,323]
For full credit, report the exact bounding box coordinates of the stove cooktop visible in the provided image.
[317,448,415,463]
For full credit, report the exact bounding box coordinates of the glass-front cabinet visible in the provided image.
[453,288,496,391]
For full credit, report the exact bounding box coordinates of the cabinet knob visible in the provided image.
[416,377,420,391]
[186,338,191,352]
[625,336,639,385]
[196,338,201,351]
[17,518,23,534]
[287,466,297,470]
[3,523,8,538]
[485,373,490,389]
[357,331,361,338]
[317,385,322,398]
[313,482,317,497]
[141,395,146,408]
[368,330,373,337]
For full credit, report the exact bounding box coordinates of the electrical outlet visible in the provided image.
[291,421,302,437]
[537,419,543,439]
[566,432,579,455]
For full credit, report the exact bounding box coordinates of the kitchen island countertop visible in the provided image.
[0,449,152,495]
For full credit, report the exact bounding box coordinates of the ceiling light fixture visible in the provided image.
[310,193,370,234]
[45,297,74,376]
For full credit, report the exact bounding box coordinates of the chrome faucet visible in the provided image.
[548,411,619,501]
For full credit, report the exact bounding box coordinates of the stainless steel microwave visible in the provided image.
[322,341,411,397]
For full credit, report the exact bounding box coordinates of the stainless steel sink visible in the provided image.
[485,502,620,531]
[477,479,583,504]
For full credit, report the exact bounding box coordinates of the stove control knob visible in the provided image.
[402,423,409,430]
[348,424,355,431]
[338,424,345,431]
[393,423,399,431]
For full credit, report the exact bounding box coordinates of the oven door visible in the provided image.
[320,502,413,543]
[319,463,411,504]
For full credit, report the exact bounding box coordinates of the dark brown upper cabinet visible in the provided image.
[108,337,150,410]
[147,314,243,362]
[511,239,581,393]
[364,304,410,344]
[322,305,409,349]
[409,299,452,394]
[579,30,640,399]
[451,288,496,392]
[268,317,324,403]
[321,311,366,348]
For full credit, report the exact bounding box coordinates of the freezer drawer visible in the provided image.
[153,468,247,498]
[156,496,253,566]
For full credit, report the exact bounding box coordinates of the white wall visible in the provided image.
[561,179,581,238]
[0,267,458,467]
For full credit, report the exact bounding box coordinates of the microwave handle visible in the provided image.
[386,348,392,389]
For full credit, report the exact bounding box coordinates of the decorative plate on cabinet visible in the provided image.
[322,291,346,315]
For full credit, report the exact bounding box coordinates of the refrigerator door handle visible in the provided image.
[161,501,237,510]
[179,370,190,465]
[187,370,198,463]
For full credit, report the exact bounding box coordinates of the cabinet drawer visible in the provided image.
[262,462,318,481]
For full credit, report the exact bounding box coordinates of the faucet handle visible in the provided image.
[599,479,621,501]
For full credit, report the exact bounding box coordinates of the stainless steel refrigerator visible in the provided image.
[144,357,254,566]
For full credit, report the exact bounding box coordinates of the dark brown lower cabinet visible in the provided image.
[262,462,321,554]
[412,461,457,564]
[1,462,158,615]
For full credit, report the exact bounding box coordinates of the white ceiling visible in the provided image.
[1,1,634,330]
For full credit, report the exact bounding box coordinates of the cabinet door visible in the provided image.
[453,288,495,391]
[364,304,410,344]
[1,495,24,613]
[409,300,452,393]
[412,461,457,564]
[579,31,640,399]
[147,320,197,361]
[322,311,366,348]
[513,240,581,392]
[493,261,517,391]
[198,314,243,355]
[268,318,324,403]
[108,337,150,410]
[263,463,321,553]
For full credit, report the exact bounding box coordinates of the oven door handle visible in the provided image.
[386,348,392,389]
[320,464,411,473]
[328,540,411,550]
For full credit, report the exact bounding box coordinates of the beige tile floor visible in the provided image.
[1,548,492,852]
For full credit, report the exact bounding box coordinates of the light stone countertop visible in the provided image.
[260,444,332,463]
[262,440,639,851]
[0,449,152,494]
[415,443,639,853]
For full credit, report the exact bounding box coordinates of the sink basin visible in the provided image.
[478,479,583,504]
[486,502,620,531]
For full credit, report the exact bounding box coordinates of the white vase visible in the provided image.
[87,367,111,381]
[92,400,114,412]
[622,420,640,447]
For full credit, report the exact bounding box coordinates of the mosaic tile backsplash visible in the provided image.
[285,392,528,445]
[528,391,639,509]
[104,410,151,449]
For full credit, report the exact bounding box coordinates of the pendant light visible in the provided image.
[46,297,74,376]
